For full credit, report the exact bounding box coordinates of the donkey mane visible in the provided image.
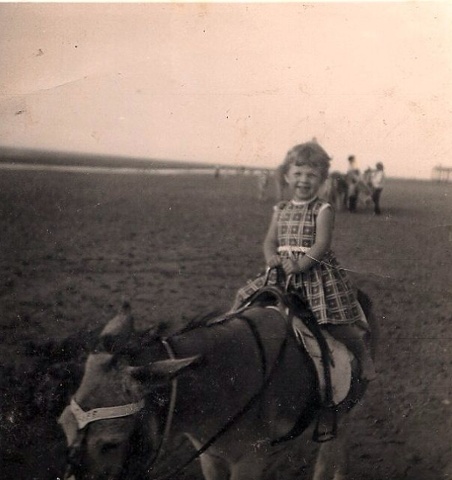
[94,309,227,363]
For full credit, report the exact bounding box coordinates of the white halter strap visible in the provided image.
[70,397,145,430]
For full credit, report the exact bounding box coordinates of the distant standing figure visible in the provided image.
[257,169,270,201]
[214,165,221,179]
[370,162,385,215]
[346,155,361,213]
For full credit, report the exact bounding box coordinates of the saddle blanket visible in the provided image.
[291,316,354,406]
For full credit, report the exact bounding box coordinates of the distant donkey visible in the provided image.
[319,171,348,211]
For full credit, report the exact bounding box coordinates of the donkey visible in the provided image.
[59,299,376,480]
[319,172,349,212]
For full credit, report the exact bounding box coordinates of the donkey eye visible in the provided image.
[100,441,120,454]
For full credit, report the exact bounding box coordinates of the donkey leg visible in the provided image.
[185,434,230,480]
[312,434,348,480]
[198,452,230,480]
[230,453,266,480]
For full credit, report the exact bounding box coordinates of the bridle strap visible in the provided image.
[70,398,145,430]
[66,340,178,480]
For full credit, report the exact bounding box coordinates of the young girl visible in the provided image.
[232,141,376,381]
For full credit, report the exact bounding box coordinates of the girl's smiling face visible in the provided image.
[285,164,324,201]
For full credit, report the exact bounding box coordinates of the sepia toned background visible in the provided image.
[1,2,452,480]
[1,1,452,177]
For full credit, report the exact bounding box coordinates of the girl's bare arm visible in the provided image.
[263,210,280,266]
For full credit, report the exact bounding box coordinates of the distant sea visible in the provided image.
[0,162,255,176]
[0,147,264,176]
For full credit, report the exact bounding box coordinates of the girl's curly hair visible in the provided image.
[281,142,331,181]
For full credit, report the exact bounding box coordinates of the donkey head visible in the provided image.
[58,303,199,480]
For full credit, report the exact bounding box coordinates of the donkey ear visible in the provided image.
[99,302,134,352]
[128,355,202,385]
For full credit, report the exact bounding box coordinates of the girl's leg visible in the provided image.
[325,323,377,381]
[229,274,268,311]
[231,289,248,311]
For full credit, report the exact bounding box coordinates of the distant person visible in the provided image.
[346,155,361,212]
[257,169,270,201]
[214,165,221,179]
[370,162,385,215]
[231,141,376,382]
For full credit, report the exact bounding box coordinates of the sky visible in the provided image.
[1,1,452,178]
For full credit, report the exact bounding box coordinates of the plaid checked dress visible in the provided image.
[234,197,362,325]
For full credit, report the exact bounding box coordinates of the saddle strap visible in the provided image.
[247,286,336,406]
[236,312,267,382]
[245,287,338,444]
